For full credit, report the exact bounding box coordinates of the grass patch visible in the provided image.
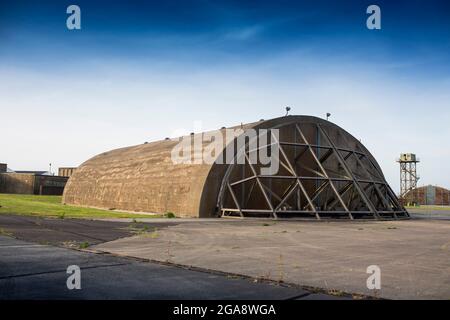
[327,289,348,297]
[0,194,164,219]
[0,228,13,237]
[127,223,158,237]
[79,241,90,249]
[164,212,176,218]
[148,230,159,239]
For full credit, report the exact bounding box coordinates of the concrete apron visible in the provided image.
[91,219,450,300]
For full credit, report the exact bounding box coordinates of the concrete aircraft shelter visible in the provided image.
[63,115,408,219]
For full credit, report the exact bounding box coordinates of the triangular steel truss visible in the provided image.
[218,122,409,220]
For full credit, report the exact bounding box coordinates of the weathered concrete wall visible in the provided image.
[406,185,450,205]
[0,173,68,195]
[63,115,385,218]
[434,187,450,205]
[63,137,225,217]
[63,119,263,217]
[0,173,35,194]
[58,167,77,177]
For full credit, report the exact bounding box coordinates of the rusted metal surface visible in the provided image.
[218,117,408,219]
[404,185,450,206]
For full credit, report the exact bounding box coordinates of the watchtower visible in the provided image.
[397,153,419,205]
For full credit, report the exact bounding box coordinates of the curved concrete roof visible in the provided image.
[408,185,450,192]
[63,115,388,218]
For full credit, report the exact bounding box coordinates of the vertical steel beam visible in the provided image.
[244,152,277,218]
[295,124,353,219]
[271,131,320,219]
[317,124,380,219]
[226,183,243,218]
[353,153,397,218]
[365,155,408,215]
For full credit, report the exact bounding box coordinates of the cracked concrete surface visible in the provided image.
[0,236,313,299]
[92,219,450,299]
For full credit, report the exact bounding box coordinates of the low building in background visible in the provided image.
[404,185,450,206]
[13,170,52,176]
[0,163,69,195]
[58,167,78,177]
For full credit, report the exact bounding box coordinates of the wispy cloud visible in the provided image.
[1,54,449,192]
[0,0,449,192]
[223,25,265,41]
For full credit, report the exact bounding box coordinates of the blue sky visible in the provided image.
[0,0,449,192]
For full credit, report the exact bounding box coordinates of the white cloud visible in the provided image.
[1,56,448,193]
[223,25,264,40]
